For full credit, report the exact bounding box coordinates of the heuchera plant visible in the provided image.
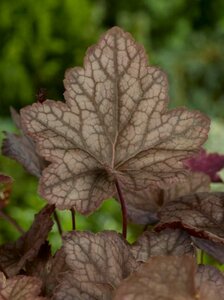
[0,27,224,299]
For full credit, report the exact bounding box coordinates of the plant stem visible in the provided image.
[53,211,62,236]
[0,210,24,234]
[115,179,127,239]
[71,208,76,230]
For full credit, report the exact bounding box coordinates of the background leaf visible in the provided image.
[2,108,46,178]
[185,149,224,182]
[155,192,224,244]
[114,256,224,300]
[123,172,210,225]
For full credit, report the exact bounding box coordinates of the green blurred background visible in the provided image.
[0,0,224,261]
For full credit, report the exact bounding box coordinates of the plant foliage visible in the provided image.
[1,27,224,300]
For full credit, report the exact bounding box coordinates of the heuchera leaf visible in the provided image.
[185,148,224,182]
[0,274,44,300]
[131,228,195,262]
[195,265,224,299]
[20,27,210,214]
[54,231,138,300]
[196,265,224,290]
[0,173,13,209]
[2,107,46,178]
[155,192,224,244]
[0,205,54,277]
[124,172,210,225]
[114,256,224,300]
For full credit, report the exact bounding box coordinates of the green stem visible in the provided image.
[53,211,62,236]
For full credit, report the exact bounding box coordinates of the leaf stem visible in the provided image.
[115,179,127,239]
[71,208,76,230]
[0,210,24,234]
[53,211,62,236]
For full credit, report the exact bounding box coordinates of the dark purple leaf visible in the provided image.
[26,246,68,297]
[185,149,224,182]
[0,205,54,277]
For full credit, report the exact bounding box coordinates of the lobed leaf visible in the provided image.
[131,228,195,262]
[123,172,210,225]
[20,27,210,214]
[0,205,54,277]
[114,256,224,300]
[2,107,46,178]
[54,231,138,299]
[114,256,195,300]
[155,192,224,244]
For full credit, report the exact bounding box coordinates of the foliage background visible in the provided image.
[0,0,224,259]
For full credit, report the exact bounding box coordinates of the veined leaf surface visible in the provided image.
[21,27,210,213]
